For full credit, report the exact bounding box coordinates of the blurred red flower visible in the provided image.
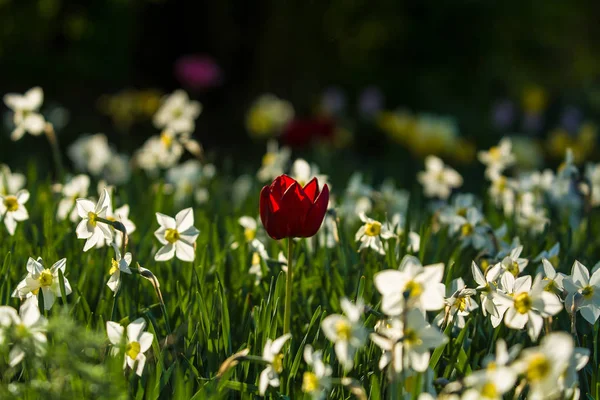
[281,117,335,148]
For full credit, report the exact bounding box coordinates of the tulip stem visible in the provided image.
[283,238,293,335]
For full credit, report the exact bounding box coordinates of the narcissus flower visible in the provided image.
[106,317,154,376]
[0,189,30,236]
[0,296,47,367]
[75,188,113,251]
[258,333,291,396]
[259,174,329,240]
[12,257,72,310]
[154,208,200,262]
[3,86,46,141]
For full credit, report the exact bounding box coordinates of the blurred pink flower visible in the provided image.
[174,55,223,90]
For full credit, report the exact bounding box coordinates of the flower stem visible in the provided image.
[44,123,64,182]
[283,238,293,335]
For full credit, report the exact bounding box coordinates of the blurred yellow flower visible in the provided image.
[246,94,294,138]
[522,86,547,114]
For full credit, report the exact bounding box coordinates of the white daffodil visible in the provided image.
[165,160,206,205]
[585,162,600,207]
[103,153,131,186]
[498,245,528,277]
[0,296,47,367]
[433,278,478,329]
[153,90,201,133]
[463,341,517,400]
[321,298,368,370]
[463,338,519,400]
[371,309,447,374]
[377,179,410,216]
[106,317,154,376]
[154,208,200,262]
[442,207,490,250]
[355,213,395,255]
[67,133,113,176]
[258,333,291,396]
[302,345,332,400]
[513,332,573,400]
[0,189,29,236]
[478,138,515,179]
[488,174,516,216]
[563,260,600,324]
[248,251,265,285]
[386,213,420,254]
[369,317,404,377]
[498,273,562,340]
[516,193,548,234]
[471,261,506,327]
[3,86,46,141]
[0,164,25,195]
[75,189,113,251]
[539,258,565,295]
[56,174,90,222]
[12,257,72,310]
[374,256,445,316]
[561,346,590,399]
[417,156,463,200]
[290,158,328,188]
[135,131,184,174]
[103,203,136,248]
[107,243,132,294]
[257,140,291,182]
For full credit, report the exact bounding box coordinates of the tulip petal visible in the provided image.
[301,184,329,237]
[302,178,320,203]
[269,174,296,200]
[260,185,278,239]
[279,182,312,237]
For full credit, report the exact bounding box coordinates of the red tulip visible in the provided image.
[260,175,329,240]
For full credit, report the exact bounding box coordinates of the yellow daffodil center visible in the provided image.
[172,108,183,119]
[15,323,28,339]
[364,221,381,237]
[244,228,256,242]
[39,269,53,287]
[403,328,422,346]
[262,153,276,167]
[88,211,98,227]
[164,228,180,243]
[457,207,467,217]
[272,353,284,374]
[487,361,497,371]
[543,279,556,293]
[160,132,173,148]
[488,146,502,161]
[110,259,119,275]
[335,319,352,341]
[302,372,319,393]
[481,382,498,398]
[3,196,18,212]
[454,296,468,312]
[461,223,473,236]
[404,280,423,299]
[251,252,261,266]
[514,292,532,314]
[126,341,141,360]
[495,176,507,191]
[526,354,551,382]
[582,286,594,299]
[507,261,520,276]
